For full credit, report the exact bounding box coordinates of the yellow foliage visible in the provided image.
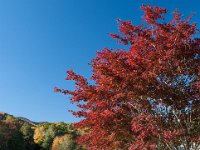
[33,126,45,145]
[52,134,71,150]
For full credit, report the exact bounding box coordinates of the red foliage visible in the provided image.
[56,5,200,150]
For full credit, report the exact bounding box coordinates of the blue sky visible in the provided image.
[0,0,199,123]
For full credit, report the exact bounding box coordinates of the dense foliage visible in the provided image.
[0,112,83,150]
[0,112,27,150]
[56,5,200,150]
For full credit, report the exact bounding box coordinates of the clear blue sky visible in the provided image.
[0,0,199,123]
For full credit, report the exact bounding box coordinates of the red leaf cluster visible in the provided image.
[57,5,200,150]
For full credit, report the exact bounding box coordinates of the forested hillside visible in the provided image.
[0,112,84,150]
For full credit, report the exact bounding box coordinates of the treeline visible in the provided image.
[0,112,84,150]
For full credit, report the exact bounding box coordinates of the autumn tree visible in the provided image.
[52,134,83,150]
[34,125,45,146]
[56,5,200,150]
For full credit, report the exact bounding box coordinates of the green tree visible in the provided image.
[7,131,25,150]
[42,124,56,149]
[20,123,36,150]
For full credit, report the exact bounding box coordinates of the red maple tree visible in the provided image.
[56,5,200,150]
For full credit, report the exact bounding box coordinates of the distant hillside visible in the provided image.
[16,116,42,125]
[0,112,47,125]
[0,112,35,126]
[0,112,84,150]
